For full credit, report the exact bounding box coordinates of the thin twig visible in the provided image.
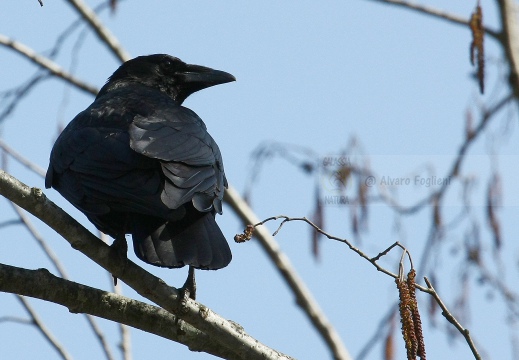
[116,282,133,360]
[356,307,397,360]
[417,94,513,274]
[11,203,68,277]
[0,34,98,96]
[225,187,352,360]
[240,213,484,360]
[248,214,403,282]
[424,277,481,360]
[101,232,132,360]
[496,0,519,100]
[0,219,22,228]
[63,0,130,62]
[0,139,46,177]
[0,316,33,325]
[367,0,501,40]
[0,73,48,123]
[83,312,117,360]
[16,295,73,360]
[478,263,519,318]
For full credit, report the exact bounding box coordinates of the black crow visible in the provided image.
[45,54,234,299]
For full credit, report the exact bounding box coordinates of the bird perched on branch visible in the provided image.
[46,54,234,299]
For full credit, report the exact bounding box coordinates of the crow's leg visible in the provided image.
[180,266,196,301]
[110,234,128,285]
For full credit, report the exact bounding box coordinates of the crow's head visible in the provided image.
[99,54,235,104]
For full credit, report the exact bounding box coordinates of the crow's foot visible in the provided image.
[177,266,196,313]
[110,235,128,285]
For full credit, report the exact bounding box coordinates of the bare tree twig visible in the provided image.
[84,312,116,360]
[368,0,519,104]
[497,0,519,99]
[239,213,483,359]
[224,186,352,360]
[356,307,397,360]
[16,295,73,360]
[416,94,513,275]
[244,91,511,224]
[438,95,513,202]
[478,262,519,318]
[10,203,68,277]
[0,316,33,325]
[424,277,481,360]
[0,34,98,96]
[63,0,130,62]
[0,169,295,360]
[366,0,501,40]
[248,215,405,281]
[0,139,44,178]
[0,219,22,228]
[116,282,133,360]
[101,232,132,360]
[0,73,48,123]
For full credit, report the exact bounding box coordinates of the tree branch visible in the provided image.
[2,143,116,360]
[424,277,481,360]
[237,214,483,359]
[0,139,47,178]
[63,0,130,62]
[496,0,519,100]
[224,186,352,360]
[0,263,239,360]
[367,0,501,40]
[101,233,132,360]
[0,169,294,360]
[0,34,98,96]
[16,295,73,360]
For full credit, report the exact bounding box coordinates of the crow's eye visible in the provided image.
[161,57,185,75]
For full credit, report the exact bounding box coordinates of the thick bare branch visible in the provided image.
[0,264,238,360]
[10,197,118,360]
[224,186,352,360]
[0,169,294,360]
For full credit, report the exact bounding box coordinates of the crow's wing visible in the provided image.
[46,107,168,223]
[129,105,227,214]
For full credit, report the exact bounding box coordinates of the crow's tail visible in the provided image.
[132,211,231,270]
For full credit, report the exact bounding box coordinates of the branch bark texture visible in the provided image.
[0,169,294,360]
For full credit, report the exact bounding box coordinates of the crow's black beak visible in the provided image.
[179,64,235,91]
[173,64,235,104]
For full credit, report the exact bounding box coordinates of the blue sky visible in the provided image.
[1,1,517,359]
